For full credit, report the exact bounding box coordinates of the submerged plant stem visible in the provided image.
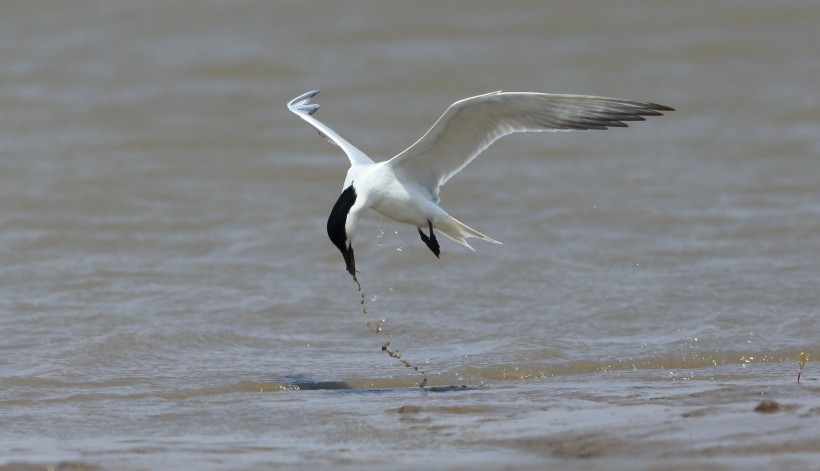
[797,352,809,383]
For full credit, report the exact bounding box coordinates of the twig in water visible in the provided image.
[798,352,809,383]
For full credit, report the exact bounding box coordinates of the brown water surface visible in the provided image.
[2,1,820,469]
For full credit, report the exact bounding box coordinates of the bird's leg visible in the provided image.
[427,220,440,256]
[417,220,440,258]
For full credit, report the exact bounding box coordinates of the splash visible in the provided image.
[356,280,428,388]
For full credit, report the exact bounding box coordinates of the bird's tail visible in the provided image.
[435,215,502,250]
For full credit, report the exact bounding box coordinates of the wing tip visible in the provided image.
[287,90,322,114]
[648,103,675,112]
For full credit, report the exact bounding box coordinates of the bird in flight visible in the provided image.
[287,90,672,281]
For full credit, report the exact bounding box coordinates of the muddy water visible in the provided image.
[2,1,820,470]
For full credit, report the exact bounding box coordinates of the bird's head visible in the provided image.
[327,184,358,278]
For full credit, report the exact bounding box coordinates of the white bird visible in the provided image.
[287,90,672,281]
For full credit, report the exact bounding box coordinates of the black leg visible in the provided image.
[417,220,440,258]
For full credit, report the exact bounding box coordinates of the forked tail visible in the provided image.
[434,215,502,250]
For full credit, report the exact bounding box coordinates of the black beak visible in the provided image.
[327,185,358,281]
[342,244,356,279]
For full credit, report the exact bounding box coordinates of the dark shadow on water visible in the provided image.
[335,384,483,394]
[288,380,353,390]
[276,375,483,394]
[423,385,476,393]
[273,374,353,390]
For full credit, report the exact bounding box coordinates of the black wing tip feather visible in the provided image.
[552,104,673,131]
[626,103,675,116]
[591,101,674,129]
[647,103,675,112]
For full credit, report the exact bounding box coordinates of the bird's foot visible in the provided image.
[417,220,440,258]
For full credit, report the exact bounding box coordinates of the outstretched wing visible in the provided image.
[287,90,374,167]
[387,91,673,196]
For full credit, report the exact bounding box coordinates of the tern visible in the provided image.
[287,90,672,281]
